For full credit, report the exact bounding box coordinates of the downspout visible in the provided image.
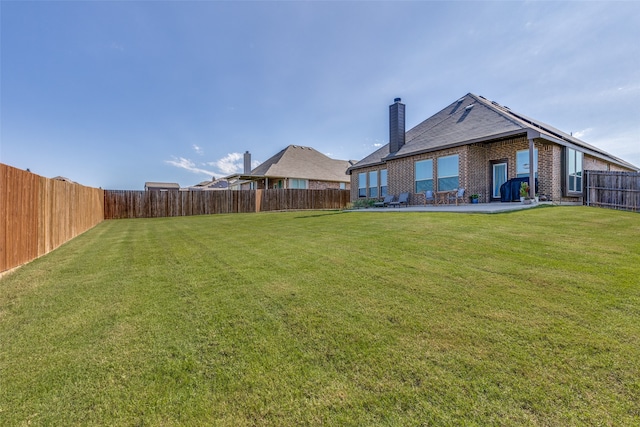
[527,131,539,199]
[529,138,536,199]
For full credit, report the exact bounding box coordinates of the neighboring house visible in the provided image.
[144,182,180,191]
[52,176,76,184]
[187,177,229,191]
[227,145,352,190]
[348,94,638,205]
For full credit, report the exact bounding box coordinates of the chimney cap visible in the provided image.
[394,97,402,103]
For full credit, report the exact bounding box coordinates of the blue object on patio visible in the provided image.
[448,188,466,205]
[500,178,538,202]
[424,190,435,205]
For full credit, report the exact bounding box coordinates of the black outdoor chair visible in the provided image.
[389,192,409,208]
[373,194,395,208]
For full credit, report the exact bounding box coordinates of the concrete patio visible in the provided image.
[349,201,558,213]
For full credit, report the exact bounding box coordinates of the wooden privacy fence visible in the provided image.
[104,188,351,219]
[1,163,105,273]
[585,170,640,212]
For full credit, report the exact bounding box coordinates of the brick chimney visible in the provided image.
[389,98,405,154]
[243,151,251,174]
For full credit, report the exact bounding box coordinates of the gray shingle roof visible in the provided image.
[350,93,638,172]
[251,145,350,182]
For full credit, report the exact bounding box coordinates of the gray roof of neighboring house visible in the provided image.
[144,182,180,190]
[350,93,638,172]
[249,145,350,182]
[189,178,229,190]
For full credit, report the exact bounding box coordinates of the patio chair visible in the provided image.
[389,192,409,208]
[424,190,435,206]
[373,194,395,208]
[448,188,466,205]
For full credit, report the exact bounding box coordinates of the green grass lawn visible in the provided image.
[1,206,639,426]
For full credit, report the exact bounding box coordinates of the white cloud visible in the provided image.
[207,152,244,175]
[109,42,124,51]
[573,128,593,139]
[166,152,263,179]
[205,152,261,176]
[192,144,203,155]
[165,157,216,177]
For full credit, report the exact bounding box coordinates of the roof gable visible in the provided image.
[350,93,638,171]
[251,145,350,182]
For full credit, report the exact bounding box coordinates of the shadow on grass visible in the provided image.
[294,210,348,219]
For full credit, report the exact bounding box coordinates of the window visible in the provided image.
[358,173,367,197]
[437,155,459,191]
[368,171,378,198]
[380,169,388,197]
[516,149,538,178]
[289,179,308,189]
[415,159,433,193]
[567,148,583,193]
[339,182,346,190]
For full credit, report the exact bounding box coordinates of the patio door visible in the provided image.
[492,162,507,200]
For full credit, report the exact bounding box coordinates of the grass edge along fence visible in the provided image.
[0,163,104,274]
[103,188,350,219]
[585,170,640,212]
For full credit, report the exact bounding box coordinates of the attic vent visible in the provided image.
[457,98,464,103]
[491,101,499,106]
[465,104,475,110]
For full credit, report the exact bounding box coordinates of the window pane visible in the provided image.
[438,176,459,191]
[369,171,377,187]
[358,173,366,197]
[380,186,388,197]
[380,169,388,187]
[416,179,433,193]
[576,151,583,174]
[415,160,433,181]
[516,149,538,178]
[437,155,459,178]
[569,149,576,175]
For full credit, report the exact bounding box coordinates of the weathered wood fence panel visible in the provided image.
[259,189,351,211]
[585,170,640,212]
[104,189,350,219]
[1,163,104,273]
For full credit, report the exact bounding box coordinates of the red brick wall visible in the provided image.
[349,137,632,205]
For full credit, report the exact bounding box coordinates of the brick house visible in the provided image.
[348,94,638,205]
[227,145,352,190]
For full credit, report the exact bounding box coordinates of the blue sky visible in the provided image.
[2,1,639,190]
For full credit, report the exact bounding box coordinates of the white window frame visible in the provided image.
[415,159,434,193]
[289,178,308,189]
[368,171,378,198]
[380,169,388,197]
[358,172,367,197]
[566,148,583,194]
[516,149,538,178]
[437,155,459,191]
